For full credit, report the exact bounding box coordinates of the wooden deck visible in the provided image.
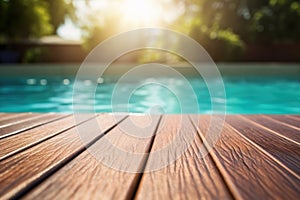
[0,113,299,199]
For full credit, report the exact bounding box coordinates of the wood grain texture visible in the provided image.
[0,114,94,161]
[135,115,232,200]
[0,113,36,127]
[0,113,32,121]
[286,115,300,121]
[0,113,66,139]
[0,114,126,199]
[244,115,300,143]
[23,115,160,200]
[226,115,300,175]
[192,115,300,200]
[0,113,31,123]
[0,114,299,200]
[267,115,300,129]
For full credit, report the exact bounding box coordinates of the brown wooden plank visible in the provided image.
[22,115,160,199]
[0,114,96,161]
[268,115,300,129]
[0,113,21,120]
[0,113,66,139]
[0,113,35,126]
[0,114,126,199]
[0,113,7,117]
[243,115,300,143]
[286,115,300,121]
[191,115,300,200]
[135,115,232,199]
[226,115,300,175]
[0,113,29,121]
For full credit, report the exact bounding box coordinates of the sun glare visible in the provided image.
[121,0,162,26]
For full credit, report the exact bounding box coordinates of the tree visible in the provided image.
[0,0,53,42]
[170,0,246,60]
[45,0,76,33]
[0,1,8,41]
[80,6,124,50]
[251,0,300,43]
[0,0,77,41]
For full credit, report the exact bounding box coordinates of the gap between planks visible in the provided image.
[20,115,161,200]
[0,114,99,162]
[226,115,300,179]
[190,115,300,199]
[0,114,70,140]
[1,115,128,199]
[1,114,300,200]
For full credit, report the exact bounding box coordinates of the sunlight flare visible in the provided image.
[121,0,162,26]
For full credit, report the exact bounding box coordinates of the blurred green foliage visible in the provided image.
[0,0,74,42]
[170,0,300,60]
[1,0,299,61]
[81,10,122,51]
[0,0,52,41]
[79,0,300,61]
[22,47,48,63]
[171,0,254,60]
[175,0,300,44]
[251,0,300,42]
[44,0,76,33]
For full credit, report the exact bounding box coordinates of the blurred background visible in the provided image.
[0,0,299,63]
[0,0,300,114]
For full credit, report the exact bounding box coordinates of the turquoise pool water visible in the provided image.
[0,75,299,114]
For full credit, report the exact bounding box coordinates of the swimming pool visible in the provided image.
[1,64,300,114]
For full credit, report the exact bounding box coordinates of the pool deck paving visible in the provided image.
[0,113,299,199]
